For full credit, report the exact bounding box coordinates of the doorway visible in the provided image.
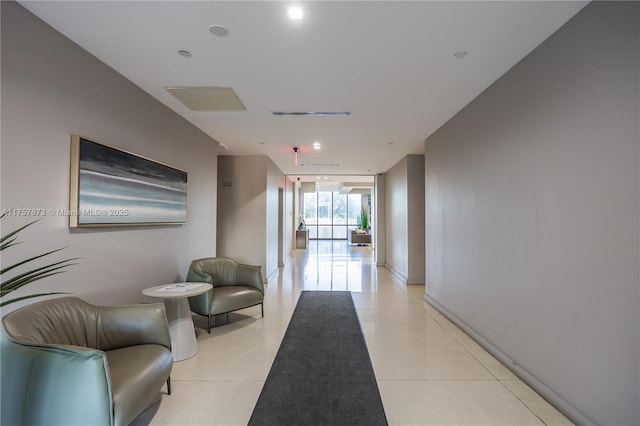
[303,191,369,240]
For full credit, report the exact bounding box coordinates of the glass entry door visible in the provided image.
[304,192,362,240]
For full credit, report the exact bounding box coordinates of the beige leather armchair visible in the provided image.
[187,257,264,333]
[1,297,173,426]
[350,229,371,245]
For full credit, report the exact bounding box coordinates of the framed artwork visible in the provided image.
[69,135,187,227]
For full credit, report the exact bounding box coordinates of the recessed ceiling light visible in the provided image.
[209,25,230,37]
[178,50,191,57]
[288,7,304,20]
[313,142,321,150]
[454,51,468,59]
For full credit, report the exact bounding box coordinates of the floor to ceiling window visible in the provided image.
[304,192,363,240]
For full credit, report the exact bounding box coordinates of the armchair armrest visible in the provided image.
[186,268,214,315]
[237,263,264,293]
[188,290,213,316]
[1,330,113,426]
[97,303,171,351]
[186,267,213,284]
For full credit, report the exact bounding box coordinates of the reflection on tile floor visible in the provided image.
[134,241,573,425]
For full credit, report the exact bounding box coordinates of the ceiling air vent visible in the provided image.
[165,87,246,111]
[271,111,351,117]
[299,163,342,168]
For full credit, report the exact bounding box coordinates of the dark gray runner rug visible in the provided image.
[248,291,388,426]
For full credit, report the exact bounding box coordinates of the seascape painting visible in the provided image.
[70,136,187,227]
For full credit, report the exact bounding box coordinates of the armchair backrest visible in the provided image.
[2,296,171,351]
[3,297,100,348]
[187,257,239,287]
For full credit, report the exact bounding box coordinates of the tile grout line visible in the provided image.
[428,305,553,425]
[408,290,550,425]
[497,379,549,426]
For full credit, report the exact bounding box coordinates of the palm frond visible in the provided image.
[1,237,21,251]
[2,263,78,292]
[0,292,69,308]
[0,215,77,306]
[0,219,38,245]
[0,247,70,276]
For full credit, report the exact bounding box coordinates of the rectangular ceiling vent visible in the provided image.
[299,163,342,167]
[165,87,247,111]
[271,111,351,117]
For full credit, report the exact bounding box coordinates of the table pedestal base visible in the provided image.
[164,298,197,361]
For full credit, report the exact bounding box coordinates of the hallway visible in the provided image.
[136,242,573,425]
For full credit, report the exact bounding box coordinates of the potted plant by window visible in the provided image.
[1,213,77,307]
[357,206,369,231]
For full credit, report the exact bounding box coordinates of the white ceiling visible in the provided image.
[20,1,587,183]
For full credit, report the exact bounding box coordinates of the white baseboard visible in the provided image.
[384,264,407,285]
[383,265,424,286]
[424,294,595,426]
[266,266,279,285]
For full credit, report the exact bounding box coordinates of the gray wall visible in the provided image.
[267,158,288,277]
[385,155,425,284]
[283,180,294,264]
[293,181,302,244]
[374,174,386,266]
[424,2,639,425]
[217,155,286,282]
[407,155,425,285]
[278,186,292,268]
[1,1,219,312]
[386,157,409,279]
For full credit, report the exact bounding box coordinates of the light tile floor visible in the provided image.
[134,241,573,425]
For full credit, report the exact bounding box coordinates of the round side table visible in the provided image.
[143,282,212,361]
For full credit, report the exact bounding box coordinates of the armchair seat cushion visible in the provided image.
[210,286,264,315]
[107,345,174,426]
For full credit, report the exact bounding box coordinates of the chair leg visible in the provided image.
[167,377,172,395]
[207,314,211,334]
[261,303,264,318]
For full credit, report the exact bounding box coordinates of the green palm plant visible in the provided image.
[1,213,77,307]
[357,206,369,230]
